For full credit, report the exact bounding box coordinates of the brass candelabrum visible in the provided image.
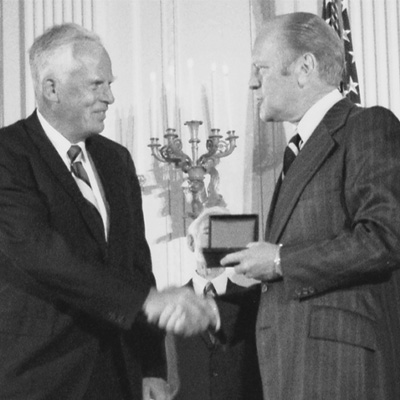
[148,120,238,218]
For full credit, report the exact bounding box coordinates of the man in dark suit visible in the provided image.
[222,12,400,400]
[167,207,263,400]
[0,23,217,400]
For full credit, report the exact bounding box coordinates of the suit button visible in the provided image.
[261,284,268,293]
[308,287,315,294]
[294,289,302,297]
[212,371,218,378]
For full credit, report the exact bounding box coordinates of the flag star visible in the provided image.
[342,29,351,42]
[347,76,359,95]
[348,51,355,63]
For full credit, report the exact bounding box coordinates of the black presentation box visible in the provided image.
[202,214,259,267]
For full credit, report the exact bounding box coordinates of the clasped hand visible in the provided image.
[143,287,218,336]
[220,242,281,281]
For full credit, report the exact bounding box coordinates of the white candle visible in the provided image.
[150,72,158,138]
[222,65,233,131]
[162,84,168,132]
[201,83,211,136]
[187,58,195,120]
[167,65,176,128]
[211,63,217,128]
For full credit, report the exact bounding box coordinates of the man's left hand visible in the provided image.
[220,242,282,281]
[142,377,170,400]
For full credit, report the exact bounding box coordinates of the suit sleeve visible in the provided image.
[0,131,153,331]
[280,107,400,298]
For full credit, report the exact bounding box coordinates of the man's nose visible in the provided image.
[102,84,115,104]
[248,68,261,90]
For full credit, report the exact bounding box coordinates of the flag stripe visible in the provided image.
[322,0,361,104]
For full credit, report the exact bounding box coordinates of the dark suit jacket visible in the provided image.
[167,279,263,400]
[258,99,400,400]
[0,112,165,399]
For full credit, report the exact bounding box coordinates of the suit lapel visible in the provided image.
[267,98,355,243]
[85,138,128,245]
[226,279,242,294]
[265,175,282,239]
[24,112,107,247]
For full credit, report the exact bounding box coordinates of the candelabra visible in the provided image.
[148,121,238,218]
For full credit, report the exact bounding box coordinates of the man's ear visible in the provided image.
[187,234,195,253]
[297,52,316,87]
[42,78,59,102]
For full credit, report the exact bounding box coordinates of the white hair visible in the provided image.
[29,23,103,98]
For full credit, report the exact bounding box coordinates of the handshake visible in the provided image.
[143,287,219,336]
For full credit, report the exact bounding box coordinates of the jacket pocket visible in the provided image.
[308,305,377,351]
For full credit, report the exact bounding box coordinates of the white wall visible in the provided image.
[1,0,399,288]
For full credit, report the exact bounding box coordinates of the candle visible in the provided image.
[211,63,217,128]
[201,83,211,137]
[165,83,171,129]
[187,58,195,120]
[161,84,168,132]
[150,72,157,138]
[222,65,233,131]
[167,65,176,129]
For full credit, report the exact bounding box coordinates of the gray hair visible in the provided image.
[29,23,102,97]
[267,12,345,87]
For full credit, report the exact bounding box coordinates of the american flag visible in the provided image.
[322,0,361,104]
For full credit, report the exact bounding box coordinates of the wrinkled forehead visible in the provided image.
[252,29,283,64]
[71,42,114,74]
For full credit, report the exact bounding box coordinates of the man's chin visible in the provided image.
[96,121,105,132]
[259,111,275,123]
[87,123,105,136]
[259,109,270,122]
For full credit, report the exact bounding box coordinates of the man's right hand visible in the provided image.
[143,287,219,337]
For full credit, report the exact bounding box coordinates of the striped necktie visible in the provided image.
[282,133,301,178]
[67,145,91,187]
[203,282,218,345]
[66,145,107,240]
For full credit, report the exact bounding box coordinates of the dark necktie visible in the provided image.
[203,282,217,298]
[66,145,106,240]
[282,133,302,178]
[203,282,218,345]
[67,145,91,188]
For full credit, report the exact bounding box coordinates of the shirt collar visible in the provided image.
[296,89,343,147]
[192,270,228,296]
[37,110,88,166]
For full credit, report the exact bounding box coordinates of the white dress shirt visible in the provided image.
[292,89,343,147]
[192,270,229,296]
[37,110,109,239]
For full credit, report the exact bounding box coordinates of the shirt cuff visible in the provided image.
[273,243,283,277]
